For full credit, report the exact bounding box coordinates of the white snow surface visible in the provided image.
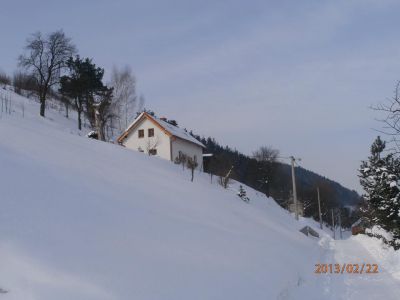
[366,225,394,242]
[1,87,400,299]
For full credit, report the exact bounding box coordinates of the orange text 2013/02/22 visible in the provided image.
[314,263,379,274]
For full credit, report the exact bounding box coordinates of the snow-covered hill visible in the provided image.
[0,87,399,299]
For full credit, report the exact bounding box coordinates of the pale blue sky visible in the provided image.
[2,0,400,193]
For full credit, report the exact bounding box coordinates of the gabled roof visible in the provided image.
[117,112,206,148]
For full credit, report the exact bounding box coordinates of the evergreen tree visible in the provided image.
[60,56,106,130]
[237,185,250,203]
[359,136,400,248]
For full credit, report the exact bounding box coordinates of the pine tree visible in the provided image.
[359,136,400,248]
[60,56,106,130]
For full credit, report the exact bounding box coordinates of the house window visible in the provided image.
[138,129,144,138]
[149,148,157,156]
[148,128,154,137]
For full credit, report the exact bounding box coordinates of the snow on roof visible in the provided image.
[352,219,362,227]
[351,217,369,228]
[119,112,205,148]
[153,115,205,148]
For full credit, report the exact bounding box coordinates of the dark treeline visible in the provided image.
[193,134,361,228]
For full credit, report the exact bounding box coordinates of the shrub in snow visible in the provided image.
[87,131,98,139]
[359,136,400,249]
[365,225,400,248]
[366,226,393,243]
[237,185,250,203]
[187,156,198,182]
[174,152,187,170]
[0,72,11,87]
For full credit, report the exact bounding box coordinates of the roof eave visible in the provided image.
[172,135,206,148]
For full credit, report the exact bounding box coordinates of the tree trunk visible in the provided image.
[191,169,194,182]
[76,97,82,130]
[39,85,48,117]
[78,110,82,130]
[65,102,69,118]
[40,97,45,117]
[99,123,106,141]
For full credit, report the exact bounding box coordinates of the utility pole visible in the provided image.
[317,187,322,229]
[290,156,299,220]
[331,209,335,240]
[338,210,343,240]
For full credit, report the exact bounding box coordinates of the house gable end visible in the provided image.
[117,113,172,144]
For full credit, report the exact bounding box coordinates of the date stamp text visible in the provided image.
[315,263,379,274]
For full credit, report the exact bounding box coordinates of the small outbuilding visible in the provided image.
[351,218,370,235]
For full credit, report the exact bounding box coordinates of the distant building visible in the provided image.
[351,218,370,235]
[300,226,319,238]
[117,112,205,169]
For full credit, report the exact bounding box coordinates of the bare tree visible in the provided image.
[187,156,198,182]
[174,151,187,170]
[372,81,400,151]
[252,146,279,163]
[219,166,234,189]
[0,92,12,116]
[18,30,76,117]
[252,145,279,197]
[110,66,139,132]
[145,136,159,155]
[60,95,70,118]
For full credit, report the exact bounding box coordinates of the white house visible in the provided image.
[117,112,205,169]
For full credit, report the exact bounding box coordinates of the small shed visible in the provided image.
[351,218,370,235]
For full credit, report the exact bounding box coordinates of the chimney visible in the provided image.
[160,117,167,121]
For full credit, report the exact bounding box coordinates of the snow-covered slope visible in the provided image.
[0,87,399,300]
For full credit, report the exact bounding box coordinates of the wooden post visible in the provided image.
[317,187,322,229]
[331,209,335,240]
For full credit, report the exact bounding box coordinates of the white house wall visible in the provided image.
[171,138,203,170]
[123,118,171,160]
